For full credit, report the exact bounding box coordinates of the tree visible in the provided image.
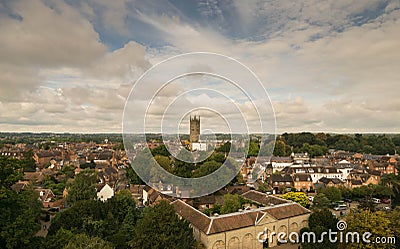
[0,156,23,190]
[43,229,74,249]
[21,150,36,172]
[247,140,260,157]
[80,160,96,169]
[318,187,342,203]
[126,166,144,185]
[380,174,400,205]
[63,234,113,249]
[386,207,400,248]
[258,181,271,193]
[0,188,42,249]
[66,169,97,205]
[216,141,231,153]
[49,191,138,248]
[273,139,287,156]
[337,185,352,199]
[129,200,196,249]
[220,194,241,214]
[173,149,195,178]
[280,192,309,207]
[301,208,338,249]
[151,144,171,157]
[0,157,42,249]
[308,208,338,230]
[61,165,75,179]
[192,161,222,178]
[345,210,395,249]
[154,155,173,173]
[312,193,330,209]
[357,197,377,212]
[203,204,222,216]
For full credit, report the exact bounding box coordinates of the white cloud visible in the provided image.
[1,0,399,133]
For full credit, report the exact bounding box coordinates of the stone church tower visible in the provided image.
[189,115,200,143]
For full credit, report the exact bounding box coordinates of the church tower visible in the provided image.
[189,115,200,143]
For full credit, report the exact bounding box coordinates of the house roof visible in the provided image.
[318,177,343,185]
[349,179,363,185]
[264,203,311,220]
[226,185,251,195]
[366,169,382,176]
[270,174,293,182]
[293,173,312,182]
[171,199,211,233]
[36,151,62,158]
[242,190,289,205]
[195,195,216,205]
[11,181,29,193]
[207,211,261,234]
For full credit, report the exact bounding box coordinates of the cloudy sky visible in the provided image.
[1,0,399,133]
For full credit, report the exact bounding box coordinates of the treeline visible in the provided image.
[0,133,124,146]
[272,132,400,157]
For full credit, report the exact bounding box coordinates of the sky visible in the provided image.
[0,0,399,133]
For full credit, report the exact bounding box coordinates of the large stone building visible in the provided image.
[172,190,311,249]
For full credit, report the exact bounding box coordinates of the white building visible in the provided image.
[191,142,207,151]
[97,184,114,202]
[271,162,293,173]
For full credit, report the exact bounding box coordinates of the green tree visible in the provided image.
[0,156,23,190]
[129,200,196,249]
[154,155,173,173]
[80,160,96,169]
[0,157,42,249]
[387,207,400,247]
[247,140,260,157]
[301,208,338,249]
[380,174,400,205]
[66,169,97,205]
[0,189,42,249]
[312,193,330,209]
[220,194,242,214]
[21,150,36,172]
[61,165,75,179]
[318,187,342,203]
[337,185,352,199]
[273,139,287,156]
[308,208,338,230]
[280,192,309,207]
[257,181,271,193]
[43,229,74,249]
[173,149,195,178]
[151,144,171,157]
[216,141,231,153]
[345,210,395,249]
[192,161,222,178]
[63,234,114,249]
[126,166,144,185]
[203,204,222,216]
